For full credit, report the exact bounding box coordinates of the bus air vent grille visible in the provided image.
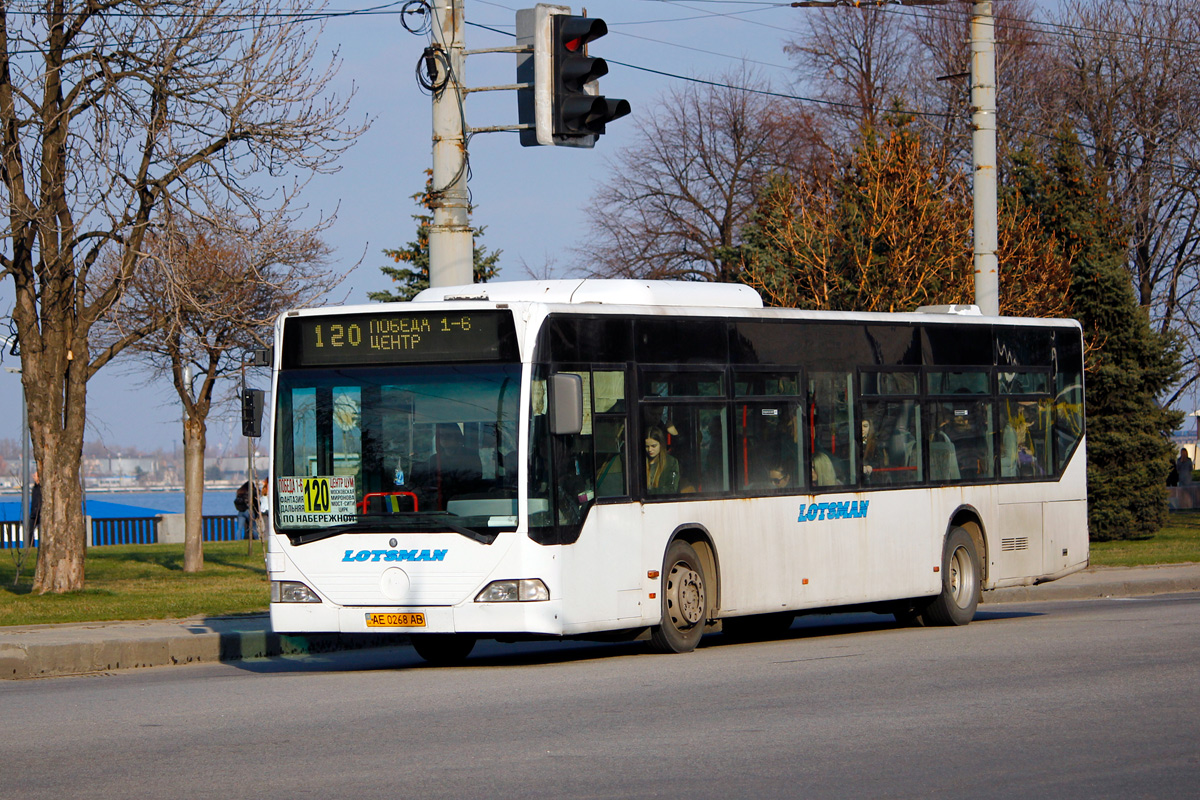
[1001,537,1030,552]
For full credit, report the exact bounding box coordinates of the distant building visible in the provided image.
[204,456,269,479]
[82,456,160,478]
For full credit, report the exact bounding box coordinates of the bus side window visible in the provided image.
[808,372,854,488]
[736,402,801,492]
[641,403,728,495]
[697,407,730,493]
[595,418,626,497]
[1000,399,1052,479]
[593,371,628,498]
[863,400,922,485]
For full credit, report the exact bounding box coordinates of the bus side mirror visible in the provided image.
[549,373,583,435]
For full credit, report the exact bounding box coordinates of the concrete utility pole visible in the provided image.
[429,0,474,288]
[970,1,999,316]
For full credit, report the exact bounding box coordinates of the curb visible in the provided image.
[0,616,399,680]
[985,570,1200,605]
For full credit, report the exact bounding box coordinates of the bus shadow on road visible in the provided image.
[705,607,1045,649]
[228,609,1045,674]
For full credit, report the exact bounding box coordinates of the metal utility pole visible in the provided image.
[970,2,999,316]
[429,0,474,288]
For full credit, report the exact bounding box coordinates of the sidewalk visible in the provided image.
[3,563,1199,680]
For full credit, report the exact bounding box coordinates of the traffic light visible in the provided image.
[550,15,629,138]
[516,4,630,147]
[241,388,264,438]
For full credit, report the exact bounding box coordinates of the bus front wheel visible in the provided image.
[649,540,708,654]
[411,634,477,665]
[923,527,981,626]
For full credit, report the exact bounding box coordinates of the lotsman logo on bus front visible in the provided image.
[341,549,448,563]
[797,500,868,523]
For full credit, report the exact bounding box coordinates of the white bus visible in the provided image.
[265,280,1087,663]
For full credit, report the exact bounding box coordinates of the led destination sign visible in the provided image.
[282,311,517,367]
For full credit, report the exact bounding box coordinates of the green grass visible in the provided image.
[1089,511,1200,567]
[0,541,268,627]
[1,515,1197,627]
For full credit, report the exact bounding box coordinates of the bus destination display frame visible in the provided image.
[281,310,518,368]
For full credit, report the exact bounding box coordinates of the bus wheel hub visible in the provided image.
[669,565,705,627]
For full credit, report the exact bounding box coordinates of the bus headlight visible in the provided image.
[475,579,550,603]
[271,581,322,603]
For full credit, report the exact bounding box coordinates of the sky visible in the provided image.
[0,0,1064,457]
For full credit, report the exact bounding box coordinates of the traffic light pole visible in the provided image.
[970,1,999,316]
[429,0,474,288]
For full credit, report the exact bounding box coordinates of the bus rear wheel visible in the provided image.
[649,540,708,654]
[922,527,981,626]
[411,634,477,665]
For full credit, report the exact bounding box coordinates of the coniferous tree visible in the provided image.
[1009,133,1181,540]
[370,177,501,302]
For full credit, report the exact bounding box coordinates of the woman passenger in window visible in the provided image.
[645,426,681,495]
[861,418,890,484]
[861,419,878,479]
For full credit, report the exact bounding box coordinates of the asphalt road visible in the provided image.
[3,593,1198,799]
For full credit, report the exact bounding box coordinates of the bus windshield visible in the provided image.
[272,363,522,543]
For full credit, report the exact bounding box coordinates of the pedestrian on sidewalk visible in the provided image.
[234,480,259,540]
[29,470,41,543]
[1177,448,1194,487]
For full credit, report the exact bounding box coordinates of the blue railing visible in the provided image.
[0,521,37,549]
[1,514,251,548]
[204,515,242,542]
[93,516,159,545]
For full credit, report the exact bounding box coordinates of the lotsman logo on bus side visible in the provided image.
[797,500,869,523]
[341,549,448,563]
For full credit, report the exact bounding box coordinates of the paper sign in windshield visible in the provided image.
[278,476,357,527]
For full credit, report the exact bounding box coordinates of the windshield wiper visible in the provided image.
[426,513,499,545]
[287,512,501,546]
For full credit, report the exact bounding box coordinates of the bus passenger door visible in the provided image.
[538,367,644,628]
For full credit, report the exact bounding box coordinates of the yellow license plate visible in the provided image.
[365,612,426,628]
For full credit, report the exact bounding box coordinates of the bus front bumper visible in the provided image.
[270,597,564,637]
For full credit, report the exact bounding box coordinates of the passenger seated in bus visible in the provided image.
[416,423,485,507]
[645,426,681,495]
[1001,405,1039,477]
[928,411,961,481]
[767,463,793,490]
[811,452,838,486]
[862,417,915,484]
[746,461,791,492]
[945,405,991,479]
[861,418,885,484]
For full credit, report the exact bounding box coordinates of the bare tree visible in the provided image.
[1052,0,1200,400]
[585,69,827,281]
[905,0,1056,161]
[784,5,911,152]
[0,0,364,593]
[101,213,335,572]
